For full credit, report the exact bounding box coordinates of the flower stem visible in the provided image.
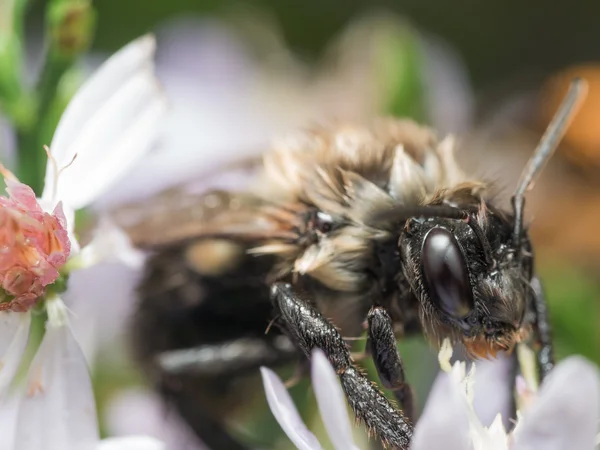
[14,0,95,194]
[14,307,47,383]
[15,52,72,193]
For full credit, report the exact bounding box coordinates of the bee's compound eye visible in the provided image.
[315,211,333,233]
[422,227,473,318]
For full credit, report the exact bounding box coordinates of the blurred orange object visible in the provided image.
[540,65,600,169]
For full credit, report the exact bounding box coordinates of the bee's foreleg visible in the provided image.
[530,275,554,380]
[367,306,415,423]
[270,282,413,449]
[156,336,298,377]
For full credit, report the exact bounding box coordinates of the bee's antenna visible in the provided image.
[511,77,588,250]
[374,204,467,223]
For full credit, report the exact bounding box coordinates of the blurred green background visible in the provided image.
[78,0,600,87]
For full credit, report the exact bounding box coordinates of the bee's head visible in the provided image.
[399,204,531,358]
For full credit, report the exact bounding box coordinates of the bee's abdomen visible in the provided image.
[130,239,295,449]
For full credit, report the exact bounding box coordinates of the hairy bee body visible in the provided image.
[123,118,541,449]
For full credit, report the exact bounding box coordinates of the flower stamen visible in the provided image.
[43,145,78,205]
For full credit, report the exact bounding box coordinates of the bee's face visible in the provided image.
[400,208,530,357]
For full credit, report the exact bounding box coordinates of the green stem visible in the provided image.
[16,52,71,194]
[14,0,95,194]
[14,307,47,384]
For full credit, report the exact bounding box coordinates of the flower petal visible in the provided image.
[46,34,155,168]
[0,394,19,449]
[260,367,323,450]
[14,322,99,450]
[103,388,212,449]
[472,354,514,428]
[512,356,600,450]
[97,436,165,450]
[411,371,472,450]
[0,311,31,397]
[63,262,143,365]
[310,349,359,450]
[43,34,167,210]
[77,218,145,270]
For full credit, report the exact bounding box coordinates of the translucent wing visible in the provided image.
[108,187,301,249]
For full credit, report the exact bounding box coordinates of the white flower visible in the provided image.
[0,33,167,450]
[261,345,600,450]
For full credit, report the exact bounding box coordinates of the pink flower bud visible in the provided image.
[0,179,71,312]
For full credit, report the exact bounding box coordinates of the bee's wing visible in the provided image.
[109,188,300,249]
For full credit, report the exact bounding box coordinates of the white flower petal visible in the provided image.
[486,413,510,446]
[97,436,165,450]
[104,388,211,449]
[310,350,359,450]
[46,34,155,168]
[472,354,514,428]
[0,311,31,397]
[14,323,99,450]
[512,356,600,450]
[52,73,166,210]
[77,218,145,269]
[411,371,472,450]
[260,367,323,450]
[43,34,167,210]
[63,262,143,365]
[0,394,19,449]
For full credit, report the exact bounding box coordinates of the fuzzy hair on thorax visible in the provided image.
[248,119,494,336]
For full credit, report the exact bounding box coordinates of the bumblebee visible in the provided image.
[117,79,585,449]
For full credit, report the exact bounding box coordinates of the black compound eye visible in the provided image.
[422,227,473,318]
[315,212,334,233]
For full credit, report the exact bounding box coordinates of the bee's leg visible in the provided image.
[530,275,554,380]
[507,350,520,427]
[156,336,298,376]
[271,282,413,449]
[367,306,415,423]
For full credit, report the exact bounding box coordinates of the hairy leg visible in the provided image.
[367,306,415,423]
[271,282,413,449]
[530,275,554,380]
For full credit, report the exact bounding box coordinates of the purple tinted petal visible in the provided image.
[0,395,19,449]
[513,356,600,450]
[14,325,99,450]
[260,367,323,450]
[0,311,31,397]
[472,353,514,429]
[411,371,471,450]
[310,350,359,450]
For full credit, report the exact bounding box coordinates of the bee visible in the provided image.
[117,78,586,449]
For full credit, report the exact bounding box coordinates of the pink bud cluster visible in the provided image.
[0,179,71,312]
